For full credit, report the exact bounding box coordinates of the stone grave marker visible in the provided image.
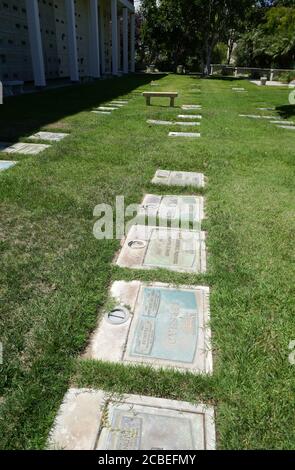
[147,120,200,127]
[137,194,204,227]
[48,389,216,450]
[96,106,118,111]
[115,225,206,274]
[257,107,275,111]
[0,142,51,155]
[152,169,205,188]
[182,105,202,110]
[0,160,17,171]
[28,132,69,142]
[85,281,212,374]
[178,115,202,119]
[239,114,280,120]
[270,120,294,125]
[169,132,201,138]
[92,111,112,115]
[277,125,295,130]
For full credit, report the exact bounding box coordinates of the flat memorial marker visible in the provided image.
[86,281,212,374]
[257,107,275,111]
[270,120,294,125]
[147,120,200,127]
[48,389,216,450]
[0,160,17,171]
[116,225,206,274]
[152,169,205,188]
[277,125,295,130]
[239,114,280,120]
[28,132,69,142]
[178,114,202,119]
[92,111,111,115]
[182,105,202,110]
[169,132,201,138]
[0,142,51,155]
[137,194,204,226]
[96,106,118,111]
[111,100,128,104]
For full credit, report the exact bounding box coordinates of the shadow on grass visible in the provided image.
[276,104,295,119]
[0,73,165,142]
[205,76,247,82]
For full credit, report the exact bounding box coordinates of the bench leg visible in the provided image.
[146,96,151,106]
[170,97,175,107]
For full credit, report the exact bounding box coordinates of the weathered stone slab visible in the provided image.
[182,105,202,110]
[232,87,245,91]
[86,281,212,374]
[169,132,201,138]
[257,107,275,111]
[137,194,204,226]
[152,169,205,188]
[277,125,295,130]
[116,225,206,274]
[0,142,51,155]
[147,120,200,127]
[178,114,202,119]
[91,111,112,115]
[108,103,124,107]
[48,388,216,450]
[0,160,17,171]
[29,132,69,142]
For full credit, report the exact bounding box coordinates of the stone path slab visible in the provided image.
[86,281,212,374]
[152,169,205,188]
[115,225,206,274]
[48,388,216,450]
[178,115,202,119]
[28,132,69,142]
[0,142,51,155]
[0,160,17,171]
[147,120,200,127]
[137,194,204,226]
[169,132,201,138]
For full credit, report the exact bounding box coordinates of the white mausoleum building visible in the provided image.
[0,0,135,87]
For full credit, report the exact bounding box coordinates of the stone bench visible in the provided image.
[143,91,178,107]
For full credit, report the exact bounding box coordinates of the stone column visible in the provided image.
[99,1,106,75]
[65,0,79,82]
[130,13,135,73]
[25,0,46,87]
[111,0,118,75]
[123,7,129,74]
[89,0,100,78]
[117,17,121,71]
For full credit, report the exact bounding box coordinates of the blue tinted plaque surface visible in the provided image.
[129,287,198,363]
[0,161,16,171]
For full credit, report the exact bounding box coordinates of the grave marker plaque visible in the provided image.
[169,132,201,138]
[0,142,51,155]
[48,389,216,450]
[152,169,205,188]
[0,160,17,171]
[86,281,212,374]
[116,225,206,274]
[29,132,69,142]
[137,194,204,226]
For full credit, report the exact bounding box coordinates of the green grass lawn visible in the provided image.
[0,74,294,450]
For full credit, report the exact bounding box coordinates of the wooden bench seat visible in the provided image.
[142,91,178,107]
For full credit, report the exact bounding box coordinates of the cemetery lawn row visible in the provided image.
[0,74,294,449]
